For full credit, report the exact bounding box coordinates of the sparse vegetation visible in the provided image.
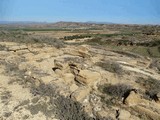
[149,58,160,72]
[136,77,160,100]
[2,55,107,120]
[99,84,132,99]
[0,44,7,51]
[98,83,133,108]
[63,34,92,40]
[0,30,64,48]
[2,28,71,32]
[96,61,123,74]
[0,22,160,120]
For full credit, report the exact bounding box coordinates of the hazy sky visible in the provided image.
[0,0,160,24]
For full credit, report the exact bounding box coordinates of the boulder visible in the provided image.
[54,59,69,70]
[118,109,131,120]
[69,63,80,75]
[54,69,63,76]
[54,59,70,73]
[155,92,160,103]
[69,84,79,92]
[157,92,160,99]
[63,73,75,84]
[71,87,91,102]
[41,75,56,84]
[63,45,91,58]
[75,70,101,86]
[124,91,142,106]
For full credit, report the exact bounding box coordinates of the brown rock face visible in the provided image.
[118,109,131,120]
[54,59,69,71]
[69,83,79,92]
[133,106,160,120]
[124,91,142,106]
[157,92,160,98]
[71,87,91,102]
[63,45,91,58]
[63,73,75,84]
[75,70,101,86]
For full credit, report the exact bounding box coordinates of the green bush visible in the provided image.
[63,34,92,40]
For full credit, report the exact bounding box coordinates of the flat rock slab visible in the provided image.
[75,70,101,86]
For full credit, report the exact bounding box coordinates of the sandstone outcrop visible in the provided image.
[0,41,160,120]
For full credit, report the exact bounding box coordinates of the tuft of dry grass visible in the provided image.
[100,84,132,99]
[136,77,160,100]
[96,61,123,74]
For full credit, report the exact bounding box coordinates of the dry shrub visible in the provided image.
[136,77,160,100]
[96,61,123,74]
[100,84,132,99]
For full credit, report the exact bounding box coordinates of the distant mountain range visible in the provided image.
[85,21,114,24]
[0,21,159,26]
[0,21,48,25]
[0,21,114,25]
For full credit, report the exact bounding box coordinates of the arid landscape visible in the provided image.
[0,22,160,120]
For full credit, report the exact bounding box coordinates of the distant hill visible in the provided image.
[85,21,114,24]
[0,21,158,27]
[0,21,124,29]
[49,21,114,28]
[0,21,114,25]
[1,21,140,29]
[0,21,47,25]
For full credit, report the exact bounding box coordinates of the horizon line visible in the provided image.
[0,20,160,26]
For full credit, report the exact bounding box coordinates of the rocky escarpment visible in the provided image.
[0,41,160,120]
